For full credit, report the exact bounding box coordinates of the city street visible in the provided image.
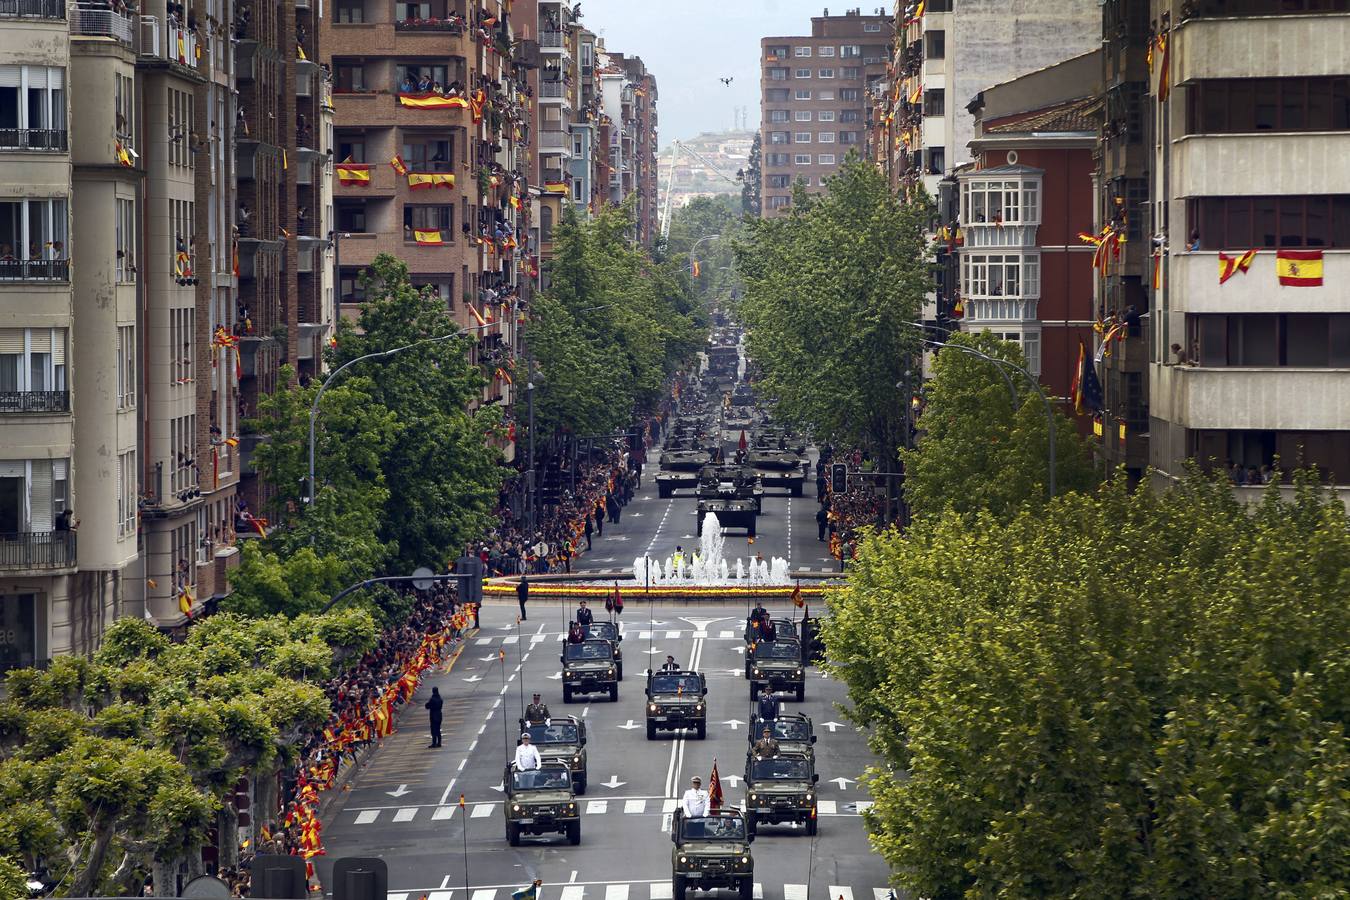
[313,450,892,900]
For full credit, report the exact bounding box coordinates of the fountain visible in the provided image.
[630,512,791,587]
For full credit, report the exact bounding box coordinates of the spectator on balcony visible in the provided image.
[1187,229,1201,252]
[400,74,416,94]
[447,80,463,97]
[416,73,432,92]
[55,509,77,532]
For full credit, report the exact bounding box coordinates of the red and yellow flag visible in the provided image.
[708,759,724,810]
[1156,33,1171,102]
[337,163,371,185]
[1276,249,1323,287]
[1218,249,1257,284]
[407,172,455,190]
[544,181,569,194]
[413,229,444,245]
[468,303,488,327]
[390,154,409,176]
[398,93,470,109]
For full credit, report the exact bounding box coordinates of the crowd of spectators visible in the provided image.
[820,450,884,563]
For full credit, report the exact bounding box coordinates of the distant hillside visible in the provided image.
[658,130,755,208]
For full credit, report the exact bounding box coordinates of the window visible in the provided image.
[1189,195,1350,249]
[817,90,835,101]
[395,63,452,91]
[117,449,138,535]
[336,137,366,162]
[794,132,812,143]
[115,73,134,150]
[990,332,1041,376]
[840,88,861,102]
[404,205,453,235]
[794,111,812,122]
[818,68,835,79]
[766,152,790,166]
[818,110,836,122]
[0,198,68,263]
[115,197,136,282]
[818,131,836,143]
[1190,314,1350,367]
[864,21,882,32]
[336,202,368,233]
[768,109,789,123]
[818,46,835,58]
[794,89,812,101]
[766,45,789,60]
[794,154,812,165]
[334,63,366,91]
[794,46,812,57]
[768,68,788,81]
[169,413,196,494]
[842,67,861,80]
[572,179,584,201]
[923,88,945,117]
[766,196,791,210]
[0,459,69,534]
[962,178,1041,225]
[116,324,136,408]
[839,109,860,122]
[926,147,946,175]
[0,327,68,398]
[0,65,67,148]
[927,0,951,9]
[961,253,1041,299]
[1189,429,1350,486]
[839,131,860,144]
[925,30,946,59]
[1187,77,1350,134]
[167,87,193,168]
[767,174,791,188]
[794,68,812,79]
[766,88,790,102]
[840,45,861,58]
[769,131,790,144]
[169,199,193,281]
[169,307,195,386]
[334,0,364,21]
[817,154,836,165]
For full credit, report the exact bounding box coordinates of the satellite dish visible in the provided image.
[180,875,231,899]
[411,567,435,591]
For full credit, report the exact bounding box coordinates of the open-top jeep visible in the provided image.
[671,808,754,900]
[503,762,580,846]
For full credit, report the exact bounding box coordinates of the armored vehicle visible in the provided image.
[742,750,819,836]
[746,638,805,701]
[695,465,762,537]
[518,715,588,794]
[560,639,618,703]
[671,809,755,900]
[746,447,805,496]
[503,762,580,845]
[644,669,708,739]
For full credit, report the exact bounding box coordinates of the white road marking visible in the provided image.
[432,806,455,820]
[470,803,493,818]
[503,635,519,644]
[649,886,673,900]
[585,800,608,814]
[664,630,680,639]
[427,892,452,900]
[719,630,734,639]
[624,799,646,814]
[639,631,653,639]
[470,891,496,900]
[392,807,417,822]
[874,891,895,900]
[784,886,809,900]
[354,810,379,824]
[559,887,584,900]
[605,886,630,900]
[475,637,492,645]
[817,799,837,815]
[830,888,854,900]
[662,798,678,813]
[386,894,408,900]
[855,800,874,814]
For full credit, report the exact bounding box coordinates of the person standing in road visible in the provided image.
[425,687,443,748]
[575,599,594,628]
[681,776,709,817]
[514,732,542,770]
[584,515,593,551]
[816,505,829,542]
[517,574,529,621]
[594,501,605,537]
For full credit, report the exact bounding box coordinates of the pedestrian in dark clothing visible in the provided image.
[584,517,593,550]
[608,494,621,524]
[517,575,529,621]
[560,544,571,574]
[595,504,604,537]
[816,474,827,498]
[425,687,444,747]
[816,506,829,542]
[576,600,594,628]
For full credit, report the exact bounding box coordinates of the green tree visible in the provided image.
[900,331,1099,521]
[824,474,1350,898]
[740,134,761,217]
[665,194,744,312]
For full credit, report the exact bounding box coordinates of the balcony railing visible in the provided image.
[71,4,133,42]
[0,531,76,570]
[0,259,69,281]
[0,0,65,18]
[0,390,70,413]
[394,16,465,32]
[0,128,68,151]
[540,30,565,47]
[540,80,566,98]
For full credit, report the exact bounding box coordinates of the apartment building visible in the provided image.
[1146,0,1350,503]
[567,24,601,221]
[535,0,573,272]
[612,53,658,245]
[760,7,891,216]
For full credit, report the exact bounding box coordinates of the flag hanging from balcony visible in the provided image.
[178,585,196,618]
[468,303,488,328]
[407,172,455,190]
[1156,32,1171,102]
[1152,249,1163,290]
[509,194,521,210]
[495,366,513,385]
[398,93,471,109]
[413,229,444,245]
[337,163,371,185]
[544,181,568,194]
[909,84,922,105]
[1276,249,1323,287]
[1218,249,1256,284]
[470,89,486,123]
[1071,339,1103,416]
[390,154,409,175]
[115,139,134,167]
[176,32,186,64]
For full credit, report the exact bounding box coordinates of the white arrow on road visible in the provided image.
[725,668,743,676]
[479,654,499,662]
[603,535,630,542]
[489,781,505,793]
[731,646,746,655]
[616,720,642,730]
[820,721,845,733]
[600,775,627,789]
[546,673,562,680]
[644,648,665,655]
[722,774,742,787]
[463,675,483,683]
[721,719,747,730]
[679,616,730,632]
[828,777,856,790]
[386,784,411,798]
[595,557,618,563]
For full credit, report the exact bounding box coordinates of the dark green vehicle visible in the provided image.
[747,712,816,759]
[561,639,618,703]
[743,750,819,836]
[583,620,624,680]
[518,715,588,794]
[644,669,707,740]
[746,638,805,701]
[671,809,755,900]
[503,762,580,846]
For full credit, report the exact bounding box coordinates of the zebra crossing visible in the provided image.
[385,884,895,900]
[472,629,751,646]
[349,799,873,825]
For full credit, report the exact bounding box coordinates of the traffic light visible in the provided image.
[830,463,847,493]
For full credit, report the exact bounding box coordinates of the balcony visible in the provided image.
[1172,250,1350,314]
[71,4,133,42]
[540,80,567,99]
[1171,132,1350,199]
[0,129,68,152]
[238,336,278,380]
[0,390,69,413]
[0,0,65,18]
[540,30,565,49]
[0,259,70,282]
[1151,363,1350,432]
[0,531,76,571]
[1174,14,1350,83]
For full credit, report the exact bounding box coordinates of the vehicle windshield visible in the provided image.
[651,674,701,695]
[752,758,811,780]
[524,722,579,744]
[771,720,810,741]
[585,622,619,641]
[512,768,572,790]
[755,641,801,660]
[565,641,613,661]
[681,816,747,841]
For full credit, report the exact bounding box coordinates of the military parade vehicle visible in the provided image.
[747,712,817,759]
[560,639,619,703]
[644,669,708,739]
[746,638,806,701]
[742,749,819,836]
[743,615,798,657]
[582,619,624,680]
[504,761,581,846]
[695,465,762,537]
[517,715,589,794]
[657,424,718,497]
[671,809,755,900]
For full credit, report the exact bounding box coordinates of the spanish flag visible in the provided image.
[791,582,804,608]
[1276,249,1323,287]
[178,585,195,617]
[495,366,513,385]
[407,172,455,189]
[544,181,568,194]
[1156,33,1171,103]
[398,93,471,109]
[509,195,521,210]
[908,84,922,105]
[468,303,488,327]
[1218,249,1256,284]
[390,154,409,175]
[1152,250,1163,290]
[690,260,701,278]
[115,139,133,167]
[337,163,371,185]
[413,229,444,245]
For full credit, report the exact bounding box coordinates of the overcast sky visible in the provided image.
[580,0,876,147]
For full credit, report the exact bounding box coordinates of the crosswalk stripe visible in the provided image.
[392,807,417,822]
[649,885,672,900]
[502,635,519,644]
[427,892,453,900]
[470,803,493,818]
[586,800,608,814]
[639,631,653,639]
[387,893,408,900]
[664,630,680,639]
[753,884,764,899]
[354,810,379,824]
[559,887,584,900]
[873,890,895,900]
[830,887,854,900]
[624,799,646,814]
[662,798,678,813]
[854,800,874,814]
[817,799,837,815]
[531,634,546,643]
[784,885,808,900]
[432,806,455,820]
[475,637,492,645]
[605,886,630,900]
[470,891,496,900]
[719,630,734,638]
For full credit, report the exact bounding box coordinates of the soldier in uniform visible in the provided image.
[525,693,550,724]
[752,727,779,759]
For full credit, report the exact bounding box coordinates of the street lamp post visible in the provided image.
[687,233,721,275]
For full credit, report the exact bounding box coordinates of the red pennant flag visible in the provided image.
[708,759,724,811]
[737,430,748,452]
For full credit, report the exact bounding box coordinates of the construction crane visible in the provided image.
[659,139,744,240]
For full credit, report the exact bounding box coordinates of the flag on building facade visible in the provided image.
[413,229,444,245]
[1071,339,1104,416]
[390,154,409,175]
[337,163,371,185]
[407,172,455,189]
[398,93,470,109]
[1276,249,1323,287]
[1218,249,1256,284]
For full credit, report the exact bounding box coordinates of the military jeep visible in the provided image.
[560,639,618,703]
[517,715,588,794]
[747,712,817,760]
[645,669,707,740]
[503,762,580,846]
[582,620,624,681]
[746,638,805,702]
[671,808,754,900]
[743,750,819,836]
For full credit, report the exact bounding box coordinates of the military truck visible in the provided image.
[747,712,816,759]
[742,749,819,836]
[517,715,588,794]
[644,669,708,739]
[560,639,618,703]
[695,465,762,537]
[582,620,624,680]
[746,638,805,701]
[671,808,755,900]
[503,762,580,846]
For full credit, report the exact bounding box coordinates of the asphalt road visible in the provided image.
[314,450,893,900]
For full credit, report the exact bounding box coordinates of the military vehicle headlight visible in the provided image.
[749,792,757,801]
[568,802,576,810]
[607,668,615,677]
[573,755,581,764]
[679,856,687,864]
[695,703,704,711]
[649,703,658,712]
[753,667,761,675]
[740,856,750,865]
[806,791,814,800]
[795,668,802,676]
[512,804,521,812]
